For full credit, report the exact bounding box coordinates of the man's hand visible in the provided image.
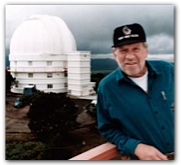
[134,143,168,160]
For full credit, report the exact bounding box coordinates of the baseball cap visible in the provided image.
[112,23,146,47]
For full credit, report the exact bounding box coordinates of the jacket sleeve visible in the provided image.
[96,89,141,156]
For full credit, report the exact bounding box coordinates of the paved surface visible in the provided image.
[6,104,30,133]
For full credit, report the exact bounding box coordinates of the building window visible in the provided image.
[47,73,52,78]
[28,73,33,78]
[64,71,67,77]
[28,61,32,66]
[47,84,53,88]
[47,61,52,66]
[64,82,67,87]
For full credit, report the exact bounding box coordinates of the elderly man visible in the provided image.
[97,23,174,160]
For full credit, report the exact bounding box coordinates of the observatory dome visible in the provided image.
[10,15,77,54]
[9,14,95,96]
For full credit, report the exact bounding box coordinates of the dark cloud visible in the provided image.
[6,5,174,55]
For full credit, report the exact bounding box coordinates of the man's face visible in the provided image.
[113,42,148,77]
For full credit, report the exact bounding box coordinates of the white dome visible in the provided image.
[10,15,77,54]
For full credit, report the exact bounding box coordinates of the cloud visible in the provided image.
[6,4,174,55]
[148,34,174,54]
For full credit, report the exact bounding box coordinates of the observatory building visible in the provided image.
[9,15,95,96]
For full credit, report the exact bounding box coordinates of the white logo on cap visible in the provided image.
[122,26,131,35]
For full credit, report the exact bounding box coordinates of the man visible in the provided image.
[97,23,174,160]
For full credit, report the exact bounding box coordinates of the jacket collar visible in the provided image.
[116,60,161,83]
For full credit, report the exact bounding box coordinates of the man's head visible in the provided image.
[112,23,148,77]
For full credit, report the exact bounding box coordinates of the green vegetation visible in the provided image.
[27,92,79,139]
[91,70,113,75]
[6,142,45,160]
[6,69,15,92]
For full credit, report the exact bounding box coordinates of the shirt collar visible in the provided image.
[146,60,161,76]
[116,60,161,83]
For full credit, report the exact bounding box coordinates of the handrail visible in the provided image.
[69,142,127,160]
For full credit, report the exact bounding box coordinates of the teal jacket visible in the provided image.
[97,60,174,156]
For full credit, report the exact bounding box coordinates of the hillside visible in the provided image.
[91,58,118,72]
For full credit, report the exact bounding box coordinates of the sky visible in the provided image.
[5,4,174,55]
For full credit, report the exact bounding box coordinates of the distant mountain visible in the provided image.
[91,58,118,72]
[5,48,10,67]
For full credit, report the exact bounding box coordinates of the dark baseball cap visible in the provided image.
[112,23,146,47]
